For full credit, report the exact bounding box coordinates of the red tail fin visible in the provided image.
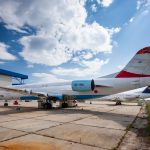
[116,46,150,78]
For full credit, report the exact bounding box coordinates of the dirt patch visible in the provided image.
[0,142,61,150]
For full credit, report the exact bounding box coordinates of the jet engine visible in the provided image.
[72,79,95,92]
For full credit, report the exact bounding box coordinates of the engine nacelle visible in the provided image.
[72,79,95,92]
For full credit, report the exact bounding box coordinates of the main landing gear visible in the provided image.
[115,101,122,105]
[43,102,52,109]
[4,102,8,107]
[4,100,8,107]
[62,102,68,108]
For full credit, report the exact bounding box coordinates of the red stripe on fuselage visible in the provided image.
[136,46,150,54]
[116,70,150,78]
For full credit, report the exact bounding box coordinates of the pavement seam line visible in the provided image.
[0,125,29,134]
[70,122,126,131]
[34,114,93,132]
[114,106,142,150]
[0,133,29,143]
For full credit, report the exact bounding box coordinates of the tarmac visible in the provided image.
[0,100,148,150]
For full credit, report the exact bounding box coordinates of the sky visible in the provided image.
[0,0,150,84]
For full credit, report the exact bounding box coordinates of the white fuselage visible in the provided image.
[102,87,150,102]
[13,77,150,100]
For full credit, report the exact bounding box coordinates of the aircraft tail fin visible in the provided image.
[142,86,150,94]
[116,46,150,78]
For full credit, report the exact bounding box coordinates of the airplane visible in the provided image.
[100,86,150,105]
[1,46,150,108]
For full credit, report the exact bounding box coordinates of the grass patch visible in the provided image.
[146,103,150,135]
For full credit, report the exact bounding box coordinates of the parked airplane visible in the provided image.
[1,46,150,108]
[101,86,150,105]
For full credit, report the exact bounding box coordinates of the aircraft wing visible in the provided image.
[0,86,45,100]
[0,81,72,100]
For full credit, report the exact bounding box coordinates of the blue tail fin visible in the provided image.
[142,86,150,94]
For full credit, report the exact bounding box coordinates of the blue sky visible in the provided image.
[0,0,150,84]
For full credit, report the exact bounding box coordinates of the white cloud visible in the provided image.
[19,21,115,66]
[0,42,16,60]
[136,0,150,10]
[0,0,119,67]
[141,9,149,15]
[108,27,121,35]
[97,0,113,7]
[136,0,144,10]
[82,52,94,59]
[51,58,109,78]
[27,64,34,68]
[19,35,72,66]
[91,4,97,12]
[144,0,150,7]
[126,0,150,26]
[129,17,135,23]
[32,73,66,83]
[0,0,87,33]
[4,24,28,33]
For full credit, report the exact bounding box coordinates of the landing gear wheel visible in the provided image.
[62,103,68,108]
[43,103,52,109]
[116,101,122,105]
[4,103,8,107]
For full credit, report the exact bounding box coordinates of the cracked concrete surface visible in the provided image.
[0,101,146,150]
